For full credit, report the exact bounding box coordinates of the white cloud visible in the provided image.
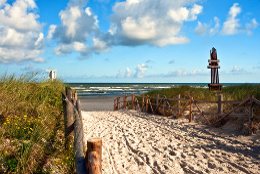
[124,67,132,78]
[109,0,202,46]
[0,0,44,63]
[222,3,241,35]
[195,21,207,35]
[246,18,258,35]
[48,0,102,56]
[209,17,220,35]
[93,37,108,52]
[231,65,245,73]
[195,17,220,36]
[135,64,148,78]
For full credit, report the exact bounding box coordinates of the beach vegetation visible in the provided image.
[0,74,74,173]
[146,85,260,100]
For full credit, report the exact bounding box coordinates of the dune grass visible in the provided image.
[0,74,74,173]
[146,85,260,101]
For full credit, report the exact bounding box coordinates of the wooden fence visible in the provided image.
[114,94,260,133]
[62,87,102,174]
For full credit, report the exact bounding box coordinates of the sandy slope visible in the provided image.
[82,110,260,174]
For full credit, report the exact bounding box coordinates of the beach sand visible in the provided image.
[82,110,260,174]
[79,96,114,111]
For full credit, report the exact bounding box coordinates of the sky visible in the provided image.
[0,0,259,83]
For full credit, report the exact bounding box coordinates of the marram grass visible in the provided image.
[0,74,74,173]
[146,85,260,101]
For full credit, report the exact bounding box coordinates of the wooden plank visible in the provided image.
[208,59,219,63]
[207,65,220,69]
[86,138,102,174]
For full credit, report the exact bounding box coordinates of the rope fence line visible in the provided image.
[114,94,260,134]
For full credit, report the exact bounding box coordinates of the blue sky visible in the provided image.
[0,0,259,83]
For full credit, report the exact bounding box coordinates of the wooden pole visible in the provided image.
[62,92,74,149]
[249,96,254,134]
[162,98,165,116]
[123,96,127,109]
[117,97,120,110]
[142,95,145,112]
[132,94,135,110]
[189,97,193,122]
[113,98,116,111]
[146,96,149,113]
[178,94,181,116]
[217,94,223,115]
[66,87,73,102]
[86,138,102,174]
[156,94,159,112]
[74,100,87,174]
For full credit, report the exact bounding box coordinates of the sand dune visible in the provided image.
[82,110,260,174]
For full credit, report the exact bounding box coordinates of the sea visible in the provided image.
[67,83,257,97]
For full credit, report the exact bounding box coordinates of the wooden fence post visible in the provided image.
[249,95,254,133]
[114,98,116,111]
[117,97,120,110]
[156,94,159,112]
[146,96,149,113]
[74,100,87,174]
[62,90,74,149]
[123,96,127,109]
[132,94,135,110]
[189,97,193,122]
[162,98,165,116]
[217,94,223,115]
[66,87,73,102]
[86,138,102,174]
[178,94,181,116]
[142,95,145,112]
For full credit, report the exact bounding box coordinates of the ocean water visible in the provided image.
[67,83,247,97]
[67,83,258,96]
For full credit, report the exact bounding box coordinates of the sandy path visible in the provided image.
[82,110,260,174]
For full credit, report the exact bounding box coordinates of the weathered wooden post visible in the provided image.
[156,94,159,112]
[66,87,73,102]
[132,94,135,110]
[162,99,165,116]
[142,95,145,112]
[178,94,181,116]
[86,138,102,174]
[217,94,223,115]
[63,87,74,149]
[189,97,193,122]
[117,97,120,110]
[146,96,149,113]
[114,98,117,111]
[249,95,254,133]
[123,96,127,109]
[74,99,87,174]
